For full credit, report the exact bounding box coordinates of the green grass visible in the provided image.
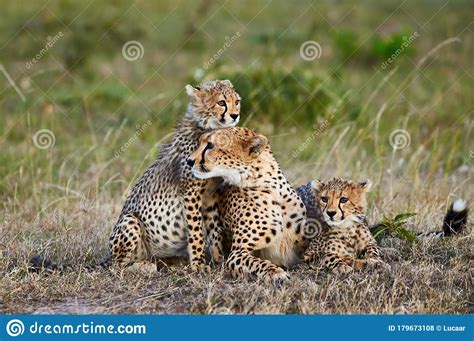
[0,0,472,314]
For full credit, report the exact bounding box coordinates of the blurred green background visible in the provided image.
[0,0,472,212]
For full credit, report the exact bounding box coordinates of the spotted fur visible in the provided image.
[303,178,383,273]
[110,80,241,272]
[188,127,308,283]
[298,182,469,241]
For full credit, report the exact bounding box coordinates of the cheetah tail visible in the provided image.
[416,199,469,238]
[370,199,469,239]
[442,199,468,236]
[29,255,112,274]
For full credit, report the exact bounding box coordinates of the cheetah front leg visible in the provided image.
[340,242,385,271]
[340,256,365,270]
[110,213,157,273]
[358,229,384,267]
[320,239,354,273]
[183,181,208,272]
[226,215,289,284]
[207,224,225,264]
[226,249,289,284]
[303,238,321,263]
[322,252,353,273]
[201,193,226,264]
[363,241,381,259]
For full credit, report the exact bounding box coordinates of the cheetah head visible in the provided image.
[187,127,270,187]
[185,80,241,129]
[310,178,371,228]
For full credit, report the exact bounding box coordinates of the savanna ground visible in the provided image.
[0,0,472,314]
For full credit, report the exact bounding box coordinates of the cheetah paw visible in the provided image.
[366,258,391,270]
[266,268,290,285]
[210,248,225,265]
[333,264,353,274]
[191,261,211,273]
[303,253,316,264]
[210,253,225,265]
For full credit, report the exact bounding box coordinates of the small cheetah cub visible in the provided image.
[303,178,384,273]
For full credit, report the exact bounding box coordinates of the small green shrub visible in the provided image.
[372,29,417,61]
[373,212,417,242]
[331,30,359,60]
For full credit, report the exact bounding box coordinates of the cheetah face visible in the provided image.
[188,127,268,186]
[310,178,371,228]
[185,80,241,130]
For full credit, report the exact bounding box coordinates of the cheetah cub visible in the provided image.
[29,80,241,275]
[110,80,241,273]
[303,178,384,273]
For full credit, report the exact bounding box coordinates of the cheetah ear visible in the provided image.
[247,134,268,157]
[185,84,201,97]
[357,179,372,192]
[310,179,323,191]
[219,79,233,88]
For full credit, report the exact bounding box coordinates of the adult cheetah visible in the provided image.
[187,127,309,283]
[110,80,241,272]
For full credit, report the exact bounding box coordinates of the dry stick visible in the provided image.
[417,37,461,68]
[42,183,86,199]
[361,66,398,118]
[373,102,387,202]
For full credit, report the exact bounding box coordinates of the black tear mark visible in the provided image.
[220,102,228,123]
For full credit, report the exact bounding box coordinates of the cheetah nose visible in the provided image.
[327,211,337,219]
[186,159,195,167]
[230,113,239,120]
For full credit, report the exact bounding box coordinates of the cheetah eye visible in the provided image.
[217,100,226,106]
[321,196,328,203]
[206,142,214,150]
[340,197,348,203]
[235,100,241,105]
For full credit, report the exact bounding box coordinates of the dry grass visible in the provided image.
[0,0,472,315]
[1,144,472,314]
[1,237,471,314]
